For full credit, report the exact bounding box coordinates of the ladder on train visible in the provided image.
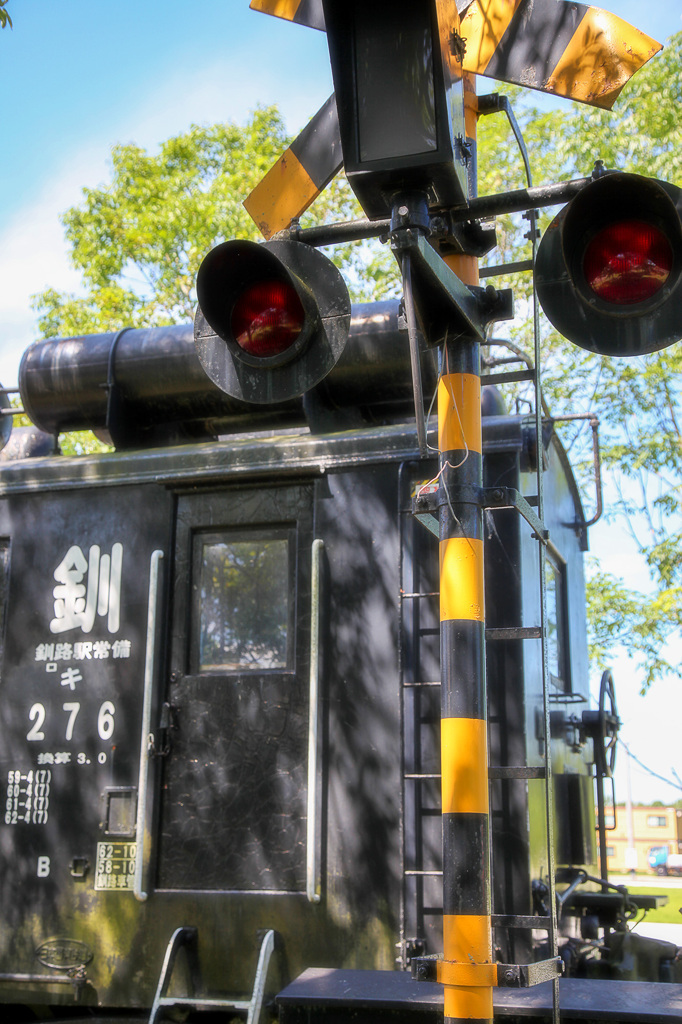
[398,104,566,1023]
[398,454,557,964]
[149,926,277,1024]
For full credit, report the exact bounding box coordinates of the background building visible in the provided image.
[601,805,682,873]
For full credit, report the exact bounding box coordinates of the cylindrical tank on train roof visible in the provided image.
[19,301,436,447]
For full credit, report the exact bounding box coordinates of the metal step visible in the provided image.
[149,927,275,1024]
[486,626,542,640]
[481,368,536,386]
[489,765,547,780]
[492,914,552,931]
[405,767,546,782]
[480,258,534,279]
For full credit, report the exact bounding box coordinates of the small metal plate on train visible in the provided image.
[35,937,93,970]
[94,841,137,891]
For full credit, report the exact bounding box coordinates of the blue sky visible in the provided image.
[0,0,335,377]
[1,1,682,807]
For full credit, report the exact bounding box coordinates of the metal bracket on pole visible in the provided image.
[412,954,563,988]
[412,485,549,543]
[483,486,549,542]
[391,229,514,345]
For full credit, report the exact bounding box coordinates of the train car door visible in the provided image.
[157,483,314,893]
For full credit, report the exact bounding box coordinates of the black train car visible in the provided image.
[0,305,678,1024]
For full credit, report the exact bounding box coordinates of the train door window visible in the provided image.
[157,485,313,894]
[192,531,293,673]
[545,552,570,691]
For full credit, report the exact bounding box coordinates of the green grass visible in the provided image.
[628,885,682,925]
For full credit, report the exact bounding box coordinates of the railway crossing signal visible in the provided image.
[194,239,351,403]
[535,173,682,357]
[198,6,671,1024]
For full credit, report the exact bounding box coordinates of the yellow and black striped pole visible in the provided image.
[438,349,493,1024]
[437,76,494,1024]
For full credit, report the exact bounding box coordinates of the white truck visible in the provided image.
[648,845,682,875]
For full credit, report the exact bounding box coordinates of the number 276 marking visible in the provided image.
[26,702,116,742]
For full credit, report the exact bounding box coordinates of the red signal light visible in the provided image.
[232,281,305,357]
[195,237,350,403]
[583,220,673,305]
[535,173,682,356]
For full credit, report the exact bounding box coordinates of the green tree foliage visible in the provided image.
[0,1,11,30]
[474,33,682,688]
[33,107,292,336]
[32,106,386,340]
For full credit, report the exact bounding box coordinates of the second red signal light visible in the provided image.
[535,172,682,357]
[583,219,673,306]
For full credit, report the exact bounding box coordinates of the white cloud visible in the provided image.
[124,56,331,148]
[0,163,98,384]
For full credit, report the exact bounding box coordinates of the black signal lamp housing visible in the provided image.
[322,0,469,219]
[535,172,682,357]
[194,239,351,404]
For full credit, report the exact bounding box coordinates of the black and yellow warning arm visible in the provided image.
[245,0,661,236]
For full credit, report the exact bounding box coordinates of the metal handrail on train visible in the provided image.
[484,90,562,1023]
[135,549,165,902]
[306,538,324,904]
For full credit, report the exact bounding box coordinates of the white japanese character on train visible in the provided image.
[50,543,123,635]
